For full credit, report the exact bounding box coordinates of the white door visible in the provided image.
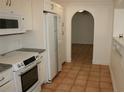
[45,13,58,80]
[57,14,66,66]
[57,16,63,71]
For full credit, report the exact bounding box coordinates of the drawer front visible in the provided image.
[0,80,15,92]
[0,69,13,87]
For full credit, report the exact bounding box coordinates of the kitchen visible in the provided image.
[0,0,65,92]
[0,0,124,92]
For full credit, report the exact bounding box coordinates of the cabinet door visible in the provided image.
[0,0,9,10]
[111,44,124,91]
[39,52,48,84]
[11,0,32,30]
[0,80,15,92]
[0,0,4,9]
[0,0,22,13]
[0,0,32,30]
[17,0,32,30]
[57,8,66,64]
[39,61,45,84]
[44,0,51,11]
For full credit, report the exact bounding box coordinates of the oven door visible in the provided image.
[21,66,38,92]
[14,62,41,92]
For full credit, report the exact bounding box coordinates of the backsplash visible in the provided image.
[0,35,22,55]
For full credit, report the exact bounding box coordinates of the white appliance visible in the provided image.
[44,11,62,81]
[0,51,42,92]
[0,12,25,35]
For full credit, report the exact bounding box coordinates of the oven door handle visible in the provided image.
[18,61,41,76]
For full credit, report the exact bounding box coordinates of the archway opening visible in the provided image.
[71,10,94,64]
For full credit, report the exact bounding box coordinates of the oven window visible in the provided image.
[21,66,38,92]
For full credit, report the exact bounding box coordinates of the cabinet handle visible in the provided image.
[115,47,122,57]
[5,0,11,7]
[6,0,9,6]
[51,4,54,10]
[9,0,11,7]
[0,80,11,87]
[0,77,5,82]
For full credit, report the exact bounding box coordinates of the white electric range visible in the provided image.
[0,51,42,92]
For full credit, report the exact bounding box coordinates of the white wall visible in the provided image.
[113,9,124,37]
[0,35,22,55]
[21,0,45,49]
[72,12,94,44]
[0,0,33,55]
[65,2,114,65]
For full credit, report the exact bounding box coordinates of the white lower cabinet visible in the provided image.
[39,61,46,84]
[110,40,124,91]
[0,80,15,92]
[39,52,48,85]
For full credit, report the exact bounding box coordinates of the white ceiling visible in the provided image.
[52,0,114,6]
[52,0,124,8]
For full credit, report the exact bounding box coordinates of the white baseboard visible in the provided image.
[109,64,118,92]
[65,60,71,63]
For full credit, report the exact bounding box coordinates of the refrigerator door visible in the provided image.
[45,13,58,80]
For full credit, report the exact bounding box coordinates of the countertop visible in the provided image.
[0,63,12,73]
[0,48,45,72]
[16,48,45,54]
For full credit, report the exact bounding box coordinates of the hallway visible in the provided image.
[72,44,93,64]
[42,44,113,92]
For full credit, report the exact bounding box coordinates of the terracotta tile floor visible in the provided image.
[42,44,113,92]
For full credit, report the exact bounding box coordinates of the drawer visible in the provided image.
[0,69,13,87]
[0,80,15,92]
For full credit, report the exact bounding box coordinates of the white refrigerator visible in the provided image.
[43,12,62,81]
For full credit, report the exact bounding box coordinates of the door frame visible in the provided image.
[65,9,96,63]
[71,10,94,63]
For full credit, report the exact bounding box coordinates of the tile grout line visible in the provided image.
[54,65,72,91]
[99,65,101,92]
[69,66,82,91]
[84,65,92,92]
[43,45,113,92]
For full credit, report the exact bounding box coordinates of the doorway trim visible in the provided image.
[65,9,96,63]
[71,10,94,63]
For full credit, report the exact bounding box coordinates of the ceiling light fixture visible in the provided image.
[78,10,84,13]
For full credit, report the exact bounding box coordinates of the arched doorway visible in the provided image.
[71,10,94,64]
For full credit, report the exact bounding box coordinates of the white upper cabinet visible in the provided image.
[43,0,52,11]
[18,0,32,31]
[0,0,24,14]
[114,0,124,9]
[113,9,124,37]
[0,0,32,31]
[43,0,64,14]
[50,2,63,15]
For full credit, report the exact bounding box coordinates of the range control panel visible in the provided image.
[13,56,37,71]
